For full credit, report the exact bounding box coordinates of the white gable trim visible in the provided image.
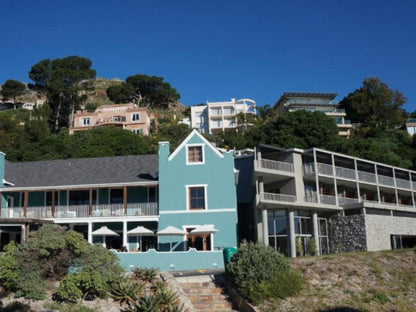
[167,129,223,161]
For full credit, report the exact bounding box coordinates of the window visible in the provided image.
[132,113,140,122]
[186,227,212,251]
[188,186,206,210]
[187,145,203,164]
[132,128,143,135]
[81,118,91,126]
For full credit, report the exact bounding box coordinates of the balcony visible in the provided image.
[358,171,376,183]
[304,193,336,205]
[338,196,360,206]
[378,175,395,187]
[260,192,296,203]
[335,166,356,180]
[396,178,411,189]
[258,159,294,173]
[1,203,159,219]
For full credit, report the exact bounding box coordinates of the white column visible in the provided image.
[87,222,93,244]
[123,221,128,249]
[393,168,399,206]
[288,210,296,258]
[21,225,26,243]
[331,154,339,206]
[262,208,268,246]
[375,164,381,203]
[313,149,320,204]
[354,159,361,201]
[312,211,320,256]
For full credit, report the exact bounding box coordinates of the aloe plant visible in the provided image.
[109,278,144,307]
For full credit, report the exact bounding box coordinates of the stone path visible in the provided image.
[175,273,239,312]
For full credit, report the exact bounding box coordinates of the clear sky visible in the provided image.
[1,0,415,111]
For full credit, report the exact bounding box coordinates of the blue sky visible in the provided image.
[1,0,415,111]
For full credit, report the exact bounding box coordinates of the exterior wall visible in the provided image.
[327,212,367,253]
[190,105,208,134]
[118,249,224,272]
[158,131,238,254]
[365,214,416,251]
[70,104,152,135]
[0,153,5,211]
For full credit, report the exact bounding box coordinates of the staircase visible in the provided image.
[175,273,239,312]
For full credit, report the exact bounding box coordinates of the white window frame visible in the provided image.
[186,184,208,211]
[131,113,140,122]
[186,144,205,165]
[81,117,91,126]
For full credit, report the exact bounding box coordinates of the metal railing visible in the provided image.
[338,197,360,206]
[335,166,356,180]
[2,203,159,219]
[320,195,337,205]
[259,159,294,173]
[317,163,333,176]
[261,192,296,203]
[396,178,411,189]
[378,175,395,187]
[358,171,376,183]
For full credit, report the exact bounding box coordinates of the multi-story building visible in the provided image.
[70,103,153,135]
[273,92,353,138]
[190,98,256,134]
[235,144,416,257]
[0,130,238,271]
[405,118,416,136]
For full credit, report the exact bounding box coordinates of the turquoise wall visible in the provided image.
[117,249,225,271]
[158,131,238,251]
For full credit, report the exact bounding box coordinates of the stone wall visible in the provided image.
[365,214,416,251]
[327,212,367,253]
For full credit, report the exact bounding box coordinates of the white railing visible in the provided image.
[260,159,294,173]
[358,171,376,183]
[320,195,337,205]
[335,166,356,180]
[378,175,395,187]
[413,182,416,190]
[2,203,159,219]
[26,206,53,218]
[261,192,296,203]
[317,163,333,176]
[396,178,411,189]
[338,197,360,206]
[305,193,318,203]
[303,163,315,175]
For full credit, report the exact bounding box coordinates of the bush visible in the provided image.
[226,241,289,299]
[0,242,19,291]
[256,269,304,303]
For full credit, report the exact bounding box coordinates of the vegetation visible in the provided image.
[0,79,26,109]
[106,74,180,109]
[0,224,123,301]
[226,241,303,303]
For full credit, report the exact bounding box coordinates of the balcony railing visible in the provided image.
[378,175,395,187]
[261,192,296,203]
[304,193,336,205]
[259,159,294,173]
[1,203,159,219]
[396,178,411,189]
[317,163,333,176]
[335,167,356,180]
[338,197,360,206]
[358,171,376,183]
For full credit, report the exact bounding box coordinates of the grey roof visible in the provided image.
[4,154,158,188]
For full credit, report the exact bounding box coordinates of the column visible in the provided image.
[262,208,268,246]
[51,190,56,218]
[354,159,361,202]
[89,189,93,216]
[21,225,26,243]
[312,211,320,256]
[393,168,399,206]
[313,149,321,204]
[375,164,381,203]
[23,191,28,217]
[123,221,128,250]
[123,186,128,215]
[87,222,93,244]
[331,154,338,206]
[288,210,296,258]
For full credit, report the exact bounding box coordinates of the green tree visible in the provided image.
[107,74,180,109]
[1,79,26,109]
[29,56,96,133]
[340,77,407,130]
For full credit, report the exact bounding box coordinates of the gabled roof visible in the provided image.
[3,154,158,190]
[168,129,224,161]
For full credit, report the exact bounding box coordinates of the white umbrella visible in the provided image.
[190,225,218,251]
[127,226,154,251]
[156,226,186,251]
[92,226,119,247]
[190,225,218,234]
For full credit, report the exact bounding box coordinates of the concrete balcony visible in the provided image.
[258,159,294,173]
[1,202,159,219]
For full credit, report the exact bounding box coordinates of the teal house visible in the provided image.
[0,130,238,271]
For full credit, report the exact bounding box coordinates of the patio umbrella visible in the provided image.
[190,225,218,251]
[156,226,186,251]
[92,226,119,248]
[127,226,154,251]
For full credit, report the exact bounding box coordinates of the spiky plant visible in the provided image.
[167,303,189,312]
[155,288,179,310]
[134,293,160,312]
[109,278,144,307]
[133,268,159,283]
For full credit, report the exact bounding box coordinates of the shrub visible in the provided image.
[226,241,289,299]
[0,242,19,291]
[309,238,317,256]
[133,267,159,283]
[109,278,144,307]
[256,269,304,303]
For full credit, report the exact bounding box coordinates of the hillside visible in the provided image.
[259,249,416,312]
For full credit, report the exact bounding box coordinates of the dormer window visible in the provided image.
[187,145,204,164]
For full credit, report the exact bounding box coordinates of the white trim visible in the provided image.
[186,144,205,165]
[0,181,158,192]
[186,184,208,211]
[168,129,224,161]
[2,178,15,186]
[160,208,236,214]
